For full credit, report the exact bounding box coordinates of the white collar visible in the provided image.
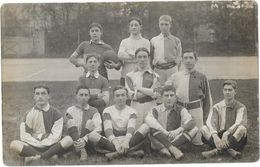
[86,71,99,78]
[34,103,50,112]
[90,40,104,45]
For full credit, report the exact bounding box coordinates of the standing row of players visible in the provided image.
[10,15,247,164]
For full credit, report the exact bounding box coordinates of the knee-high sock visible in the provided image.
[153,132,172,148]
[171,134,190,147]
[228,135,239,150]
[97,137,116,152]
[41,143,65,159]
[68,126,80,141]
[129,132,145,148]
[20,145,40,157]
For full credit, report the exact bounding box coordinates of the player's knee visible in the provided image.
[236,125,247,135]
[137,123,150,135]
[60,136,73,149]
[88,132,102,145]
[10,140,24,153]
[200,125,209,135]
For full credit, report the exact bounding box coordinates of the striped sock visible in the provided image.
[171,134,190,147]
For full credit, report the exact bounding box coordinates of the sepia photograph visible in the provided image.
[1,0,259,166]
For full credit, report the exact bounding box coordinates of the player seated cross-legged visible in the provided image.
[102,85,151,159]
[64,85,103,161]
[145,85,199,160]
[9,85,73,165]
[201,80,247,159]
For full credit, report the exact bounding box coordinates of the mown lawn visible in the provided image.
[1,79,259,165]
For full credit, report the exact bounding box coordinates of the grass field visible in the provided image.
[2,79,259,165]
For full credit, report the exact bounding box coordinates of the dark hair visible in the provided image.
[159,15,172,23]
[34,85,50,94]
[161,85,176,95]
[135,47,150,57]
[129,17,142,25]
[182,48,198,60]
[76,85,90,95]
[89,22,103,32]
[85,53,100,63]
[223,80,237,90]
[112,85,128,96]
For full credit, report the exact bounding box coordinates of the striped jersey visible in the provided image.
[150,33,182,68]
[206,100,247,135]
[66,105,102,137]
[103,105,137,141]
[145,104,195,134]
[20,104,63,148]
[165,70,212,114]
[125,67,160,98]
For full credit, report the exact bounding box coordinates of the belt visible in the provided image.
[177,100,201,110]
[133,96,154,103]
[154,62,177,70]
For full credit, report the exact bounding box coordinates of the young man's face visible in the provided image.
[223,85,236,101]
[159,20,171,34]
[86,56,99,72]
[113,89,127,107]
[162,90,177,108]
[129,20,141,35]
[182,52,197,70]
[89,26,102,42]
[76,89,90,106]
[34,87,50,107]
[136,51,149,69]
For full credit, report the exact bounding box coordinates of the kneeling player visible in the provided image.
[201,80,247,159]
[103,85,150,159]
[145,85,198,160]
[10,85,73,165]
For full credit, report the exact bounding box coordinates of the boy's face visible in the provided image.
[76,89,90,106]
[223,85,236,101]
[182,52,197,70]
[86,56,99,72]
[136,51,149,69]
[113,89,127,107]
[162,90,176,108]
[129,20,141,35]
[159,20,171,34]
[34,88,50,107]
[89,26,102,42]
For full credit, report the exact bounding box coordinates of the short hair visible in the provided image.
[33,85,50,94]
[129,17,142,25]
[135,47,150,57]
[159,15,172,23]
[85,53,100,63]
[89,22,103,32]
[161,85,176,95]
[182,48,198,60]
[76,85,90,95]
[112,85,128,96]
[223,80,237,90]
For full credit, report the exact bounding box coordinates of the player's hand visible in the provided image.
[104,60,117,69]
[126,50,135,57]
[221,132,230,149]
[120,136,131,153]
[112,138,124,155]
[168,130,179,139]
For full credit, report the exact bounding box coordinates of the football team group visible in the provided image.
[9,15,247,164]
